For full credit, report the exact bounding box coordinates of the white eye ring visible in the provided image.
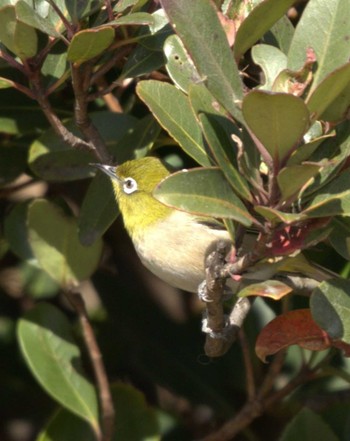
[123,177,138,194]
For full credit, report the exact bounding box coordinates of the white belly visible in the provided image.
[133,211,231,293]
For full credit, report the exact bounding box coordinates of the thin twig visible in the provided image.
[71,63,113,163]
[239,329,256,400]
[64,290,115,441]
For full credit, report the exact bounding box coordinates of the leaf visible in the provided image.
[15,0,62,38]
[29,112,136,181]
[242,90,310,164]
[38,383,160,441]
[263,15,294,54]
[329,218,350,260]
[137,80,211,166]
[198,113,252,202]
[0,5,38,59]
[0,77,16,89]
[114,114,161,164]
[27,199,103,287]
[306,62,350,122]
[67,27,114,64]
[112,383,159,441]
[280,408,339,441]
[17,303,99,431]
[161,0,243,123]
[153,167,254,226]
[109,12,155,26]
[303,169,350,218]
[164,34,202,93]
[120,24,170,78]
[255,309,334,362]
[254,206,305,224]
[4,200,35,262]
[37,407,96,441]
[277,164,320,201]
[287,0,350,91]
[239,280,293,300]
[78,172,119,246]
[233,0,296,60]
[251,44,287,90]
[311,279,350,343]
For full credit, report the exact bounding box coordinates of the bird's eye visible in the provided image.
[123,177,138,194]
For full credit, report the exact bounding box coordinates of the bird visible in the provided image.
[93,157,233,293]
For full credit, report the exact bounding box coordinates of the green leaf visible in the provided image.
[233,0,296,60]
[254,206,305,225]
[37,407,95,441]
[304,169,350,218]
[115,114,161,164]
[17,303,99,431]
[112,383,159,441]
[0,5,38,59]
[78,172,119,246]
[41,40,69,88]
[120,24,170,78]
[137,80,211,166]
[67,27,114,63]
[329,218,350,260]
[306,62,350,122]
[15,0,62,38]
[153,167,254,226]
[277,164,320,201]
[164,34,202,93]
[263,15,294,54]
[161,0,243,123]
[280,408,339,441]
[29,112,136,181]
[287,0,350,91]
[0,77,15,89]
[242,91,310,164]
[38,383,160,441]
[4,200,35,262]
[251,44,287,90]
[311,278,350,343]
[27,199,103,286]
[109,12,155,26]
[198,113,252,202]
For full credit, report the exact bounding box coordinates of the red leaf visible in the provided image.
[256,309,332,362]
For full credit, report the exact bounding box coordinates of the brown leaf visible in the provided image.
[256,309,332,362]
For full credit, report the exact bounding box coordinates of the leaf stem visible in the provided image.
[64,290,115,441]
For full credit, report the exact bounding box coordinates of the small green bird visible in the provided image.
[94,157,232,293]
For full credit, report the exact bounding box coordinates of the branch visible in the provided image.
[201,241,229,357]
[64,290,115,441]
[30,71,96,152]
[200,242,254,357]
[71,63,113,163]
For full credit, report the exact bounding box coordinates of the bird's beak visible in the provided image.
[90,163,122,183]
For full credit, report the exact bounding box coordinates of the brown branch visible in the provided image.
[64,290,115,441]
[201,241,231,357]
[29,71,95,152]
[71,63,113,163]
